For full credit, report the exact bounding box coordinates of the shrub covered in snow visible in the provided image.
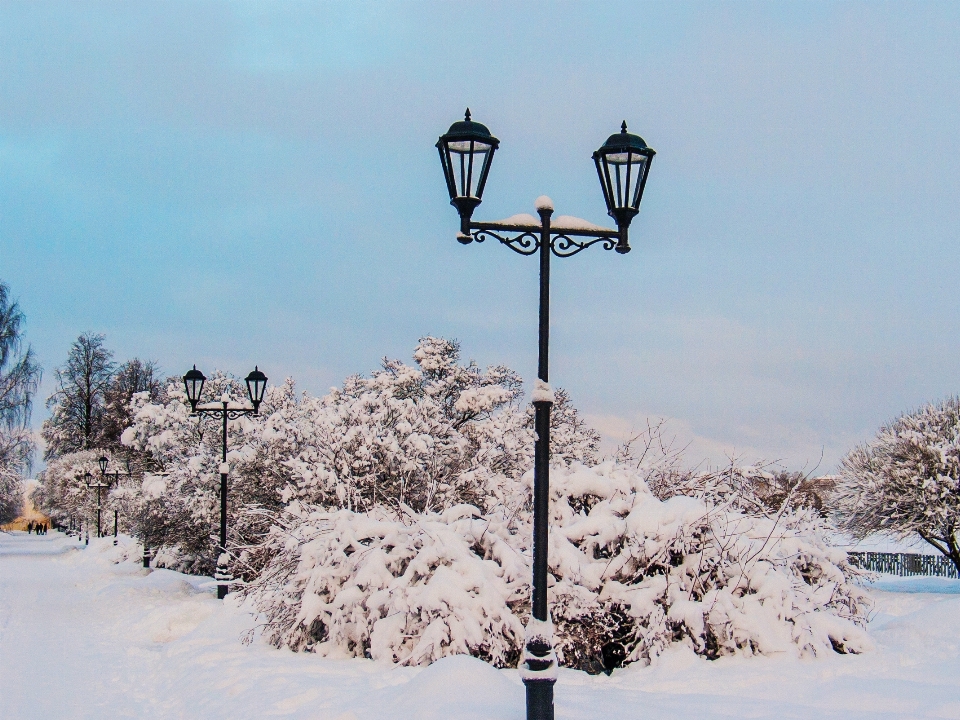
[114,337,596,577]
[244,462,871,673]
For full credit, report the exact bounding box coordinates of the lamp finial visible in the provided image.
[465,108,471,122]
[621,121,628,133]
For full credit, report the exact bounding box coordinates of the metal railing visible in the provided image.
[847,551,958,578]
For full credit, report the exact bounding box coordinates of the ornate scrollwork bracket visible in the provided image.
[549,233,619,258]
[191,405,259,422]
[472,228,540,256]
[467,220,623,258]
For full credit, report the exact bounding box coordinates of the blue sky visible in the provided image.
[3,1,959,471]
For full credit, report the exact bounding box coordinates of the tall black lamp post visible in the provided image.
[436,111,655,720]
[98,456,131,545]
[181,365,267,599]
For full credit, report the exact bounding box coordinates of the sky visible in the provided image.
[2,1,959,473]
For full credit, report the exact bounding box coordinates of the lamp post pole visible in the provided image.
[181,366,268,600]
[436,111,655,720]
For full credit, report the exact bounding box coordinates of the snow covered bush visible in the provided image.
[118,337,597,578]
[245,503,528,666]
[264,337,532,516]
[546,463,870,669]
[836,396,960,573]
[244,462,871,673]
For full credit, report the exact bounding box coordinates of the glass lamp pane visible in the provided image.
[630,156,650,208]
[604,151,632,165]
[448,140,491,154]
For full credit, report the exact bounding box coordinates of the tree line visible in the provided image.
[4,274,960,583]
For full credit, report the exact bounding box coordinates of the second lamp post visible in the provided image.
[437,110,655,720]
[83,471,111,538]
[98,456,131,545]
[182,365,267,599]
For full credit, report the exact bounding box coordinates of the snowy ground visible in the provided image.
[2,532,960,719]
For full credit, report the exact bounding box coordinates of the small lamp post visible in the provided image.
[98,456,131,545]
[82,470,111,539]
[181,365,267,599]
[437,111,655,720]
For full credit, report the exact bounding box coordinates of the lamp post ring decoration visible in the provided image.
[436,110,655,720]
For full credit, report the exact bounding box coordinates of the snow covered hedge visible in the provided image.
[244,462,871,673]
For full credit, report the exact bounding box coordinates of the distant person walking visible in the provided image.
[27,521,34,534]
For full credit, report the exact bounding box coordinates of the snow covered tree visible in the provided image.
[836,397,960,573]
[0,472,23,523]
[100,358,163,452]
[0,282,42,517]
[0,281,41,523]
[43,333,116,459]
[32,450,105,528]
[119,372,298,574]
[545,389,600,466]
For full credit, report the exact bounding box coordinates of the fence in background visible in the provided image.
[847,551,958,578]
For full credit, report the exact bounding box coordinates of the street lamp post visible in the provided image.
[436,111,655,720]
[98,456,131,546]
[82,471,112,538]
[181,366,268,600]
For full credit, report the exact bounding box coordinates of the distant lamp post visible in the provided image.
[82,470,111,539]
[437,111,655,720]
[181,365,267,599]
[98,456,131,546]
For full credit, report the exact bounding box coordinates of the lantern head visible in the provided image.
[98,456,108,474]
[437,109,500,236]
[245,367,268,413]
[183,365,206,412]
[593,122,655,252]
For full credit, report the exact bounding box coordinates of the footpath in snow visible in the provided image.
[2,532,960,719]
